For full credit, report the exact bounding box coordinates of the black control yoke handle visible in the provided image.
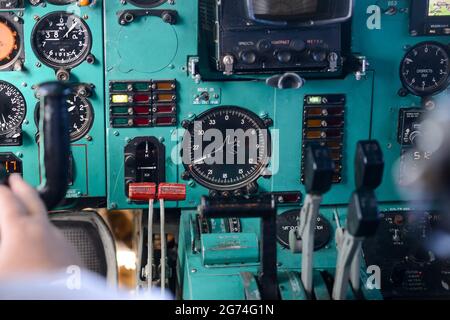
[199,195,279,300]
[35,82,72,210]
[304,143,335,195]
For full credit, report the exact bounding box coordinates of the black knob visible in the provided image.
[257,39,272,52]
[311,49,327,62]
[240,50,257,64]
[290,39,306,52]
[276,50,292,64]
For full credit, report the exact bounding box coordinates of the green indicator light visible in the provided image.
[111,106,129,115]
[134,82,150,92]
[111,83,128,92]
[112,118,129,126]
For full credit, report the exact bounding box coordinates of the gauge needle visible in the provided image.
[1,114,6,124]
[193,135,232,164]
[63,21,79,38]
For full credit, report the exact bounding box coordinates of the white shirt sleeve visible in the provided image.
[0,268,172,300]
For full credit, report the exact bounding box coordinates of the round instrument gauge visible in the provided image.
[276,209,332,250]
[31,12,92,69]
[400,41,450,97]
[0,81,26,136]
[35,93,94,142]
[128,0,166,8]
[182,106,271,191]
[0,16,21,69]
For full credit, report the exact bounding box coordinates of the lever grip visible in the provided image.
[304,143,335,195]
[347,190,380,237]
[354,140,384,191]
[36,82,72,210]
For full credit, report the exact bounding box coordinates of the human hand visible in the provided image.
[0,174,81,278]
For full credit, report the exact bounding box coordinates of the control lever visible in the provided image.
[289,144,334,297]
[198,194,278,300]
[128,183,157,290]
[29,82,71,210]
[332,141,384,300]
[158,183,186,293]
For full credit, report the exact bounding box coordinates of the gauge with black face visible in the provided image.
[128,0,166,8]
[0,16,21,69]
[0,81,26,136]
[35,93,93,142]
[31,12,92,69]
[400,41,450,97]
[182,106,271,191]
[276,209,332,250]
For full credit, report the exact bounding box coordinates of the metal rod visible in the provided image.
[147,199,154,290]
[160,198,166,293]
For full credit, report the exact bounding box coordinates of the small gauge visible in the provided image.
[182,106,271,191]
[35,93,94,142]
[66,94,94,141]
[0,16,21,69]
[276,209,332,250]
[128,0,166,8]
[31,12,92,69]
[400,41,450,97]
[0,81,26,136]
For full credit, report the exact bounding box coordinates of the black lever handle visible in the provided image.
[347,140,385,237]
[35,82,72,210]
[199,195,279,300]
[354,140,384,191]
[304,143,335,195]
[346,190,380,237]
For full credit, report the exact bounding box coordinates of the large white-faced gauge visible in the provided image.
[400,41,450,97]
[31,12,92,69]
[0,81,26,136]
[182,107,272,192]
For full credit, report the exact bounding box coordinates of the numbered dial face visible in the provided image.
[400,42,450,97]
[31,12,92,69]
[0,17,20,68]
[67,94,94,142]
[183,107,271,191]
[0,81,26,136]
[36,93,94,142]
[128,0,166,8]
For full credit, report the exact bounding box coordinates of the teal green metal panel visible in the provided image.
[1,2,106,199]
[352,0,450,202]
[201,233,259,265]
[104,0,198,209]
[105,0,375,209]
